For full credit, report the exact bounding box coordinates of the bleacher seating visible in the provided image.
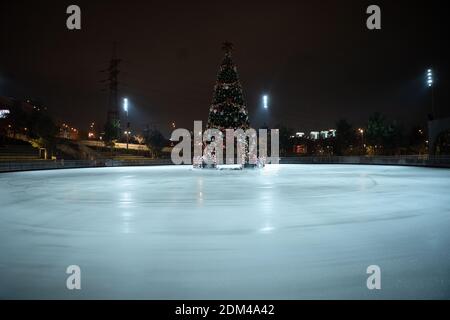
[0,144,41,161]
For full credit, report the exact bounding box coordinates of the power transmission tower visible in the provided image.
[101,42,122,140]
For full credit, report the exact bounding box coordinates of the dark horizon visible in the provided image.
[1,0,448,136]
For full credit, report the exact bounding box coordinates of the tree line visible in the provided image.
[277,112,428,156]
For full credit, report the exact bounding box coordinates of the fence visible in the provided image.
[0,159,173,173]
[1,156,450,173]
[280,155,450,168]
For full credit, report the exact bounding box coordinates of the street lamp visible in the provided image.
[358,128,365,153]
[123,98,130,149]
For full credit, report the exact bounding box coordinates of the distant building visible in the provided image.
[308,129,336,140]
[310,131,320,140]
[0,97,13,122]
[293,144,307,154]
[320,129,336,139]
[0,109,9,119]
[0,96,38,135]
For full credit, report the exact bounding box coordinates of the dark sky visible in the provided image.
[0,0,448,135]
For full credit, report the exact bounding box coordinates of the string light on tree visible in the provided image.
[203,42,251,168]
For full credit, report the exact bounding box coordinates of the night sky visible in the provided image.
[0,0,448,135]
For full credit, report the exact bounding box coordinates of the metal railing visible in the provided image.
[0,159,173,173]
[280,155,450,167]
[1,156,450,173]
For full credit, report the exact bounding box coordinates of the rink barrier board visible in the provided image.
[1,156,450,172]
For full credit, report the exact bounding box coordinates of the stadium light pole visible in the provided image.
[261,94,269,129]
[123,98,129,117]
[427,69,435,118]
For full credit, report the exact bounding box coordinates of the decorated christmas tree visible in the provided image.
[207,42,250,130]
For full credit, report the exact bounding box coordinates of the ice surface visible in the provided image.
[0,164,449,299]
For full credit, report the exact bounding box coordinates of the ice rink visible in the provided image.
[0,164,449,299]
